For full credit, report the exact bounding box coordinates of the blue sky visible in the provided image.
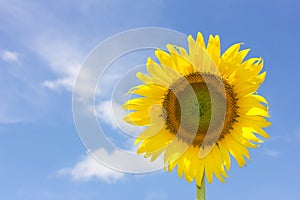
[1,0,300,199]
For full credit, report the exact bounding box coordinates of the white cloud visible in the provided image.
[34,35,84,92]
[0,1,85,91]
[95,100,144,136]
[0,0,166,93]
[42,78,74,92]
[58,147,164,182]
[1,50,19,63]
[264,149,280,157]
[41,71,79,92]
[58,151,124,183]
[96,101,117,128]
[0,116,23,124]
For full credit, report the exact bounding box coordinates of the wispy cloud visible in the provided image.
[264,149,280,157]
[58,147,164,182]
[58,151,124,183]
[33,34,85,91]
[0,0,167,93]
[0,116,23,125]
[1,50,20,63]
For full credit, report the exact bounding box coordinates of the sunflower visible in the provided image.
[122,32,270,186]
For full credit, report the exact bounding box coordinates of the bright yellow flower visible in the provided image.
[123,32,271,186]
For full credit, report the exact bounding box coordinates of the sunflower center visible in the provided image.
[162,72,238,147]
[175,82,212,133]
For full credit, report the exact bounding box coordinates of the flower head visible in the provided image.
[123,32,270,186]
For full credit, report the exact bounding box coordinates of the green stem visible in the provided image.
[196,177,206,200]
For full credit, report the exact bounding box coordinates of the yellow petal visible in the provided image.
[123,111,151,126]
[207,34,221,65]
[146,57,173,85]
[218,140,231,171]
[239,115,271,128]
[137,128,173,154]
[231,131,258,148]
[122,97,162,110]
[155,49,176,70]
[195,160,205,186]
[126,83,167,99]
[134,123,166,144]
[204,153,214,183]
[210,146,226,182]
[136,72,153,84]
[195,32,206,48]
[164,137,188,164]
[224,134,249,167]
